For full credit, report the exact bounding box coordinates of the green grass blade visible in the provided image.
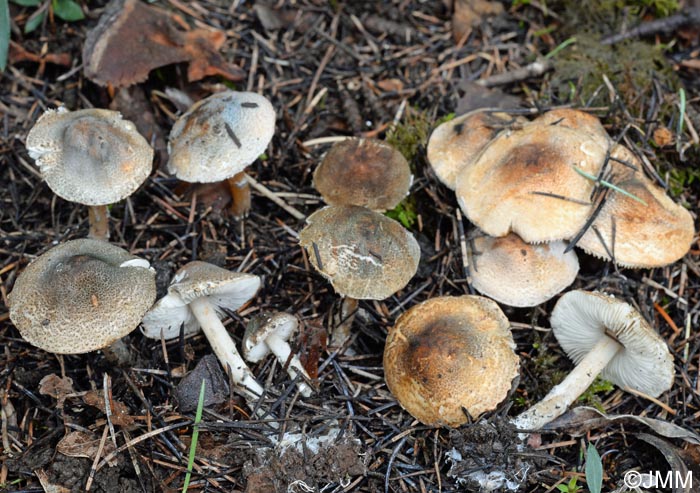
[0,0,9,71]
[677,87,686,153]
[572,165,648,206]
[182,379,206,493]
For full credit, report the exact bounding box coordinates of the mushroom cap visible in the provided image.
[8,239,156,354]
[427,110,526,190]
[455,117,609,243]
[312,138,412,211]
[167,91,275,183]
[532,108,610,143]
[575,146,695,268]
[298,205,421,300]
[243,311,299,362]
[141,261,261,340]
[550,290,674,397]
[470,233,579,307]
[383,295,520,426]
[26,108,154,206]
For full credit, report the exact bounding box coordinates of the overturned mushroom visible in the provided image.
[512,290,674,432]
[8,239,155,358]
[141,261,263,400]
[26,107,153,240]
[243,312,313,397]
[168,91,276,218]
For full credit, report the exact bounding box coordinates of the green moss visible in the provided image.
[385,106,433,165]
[385,196,418,229]
[577,377,614,412]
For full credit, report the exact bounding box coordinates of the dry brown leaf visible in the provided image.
[376,78,404,93]
[38,374,75,409]
[34,468,71,493]
[82,390,135,428]
[452,0,504,42]
[57,431,118,466]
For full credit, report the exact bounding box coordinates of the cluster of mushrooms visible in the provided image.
[382,108,693,433]
[9,90,315,413]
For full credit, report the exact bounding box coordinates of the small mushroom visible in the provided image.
[299,205,420,348]
[427,110,526,190]
[575,145,695,268]
[26,107,153,240]
[243,312,313,397]
[167,91,275,218]
[470,233,579,307]
[8,239,156,356]
[511,290,674,431]
[454,113,609,243]
[312,138,412,211]
[383,295,520,426]
[141,261,263,400]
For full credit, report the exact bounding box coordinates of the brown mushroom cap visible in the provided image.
[26,108,153,206]
[312,138,412,211]
[298,205,420,300]
[8,239,156,354]
[533,108,610,143]
[167,91,275,183]
[427,110,526,190]
[383,295,519,426]
[576,146,695,268]
[455,118,608,243]
[470,233,579,307]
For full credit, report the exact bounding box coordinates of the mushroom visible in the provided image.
[470,233,579,307]
[167,90,275,218]
[243,312,313,397]
[8,239,156,358]
[383,295,520,426]
[299,205,421,348]
[141,261,264,400]
[454,113,609,243]
[427,110,526,190]
[312,138,412,211]
[26,107,154,240]
[511,290,674,431]
[532,108,611,143]
[575,145,695,268]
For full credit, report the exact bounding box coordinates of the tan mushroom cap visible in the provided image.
[167,91,275,183]
[455,118,609,243]
[427,110,527,190]
[576,145,695,268]
[383,295,519,426]
[26,108,153,206]
[313,138,412,211]
[533,108,610,143]
[8,239,156,354]
[470,233,579,307]
[299,205,420,300]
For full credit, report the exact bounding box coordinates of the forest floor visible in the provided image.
[2,0,700,492]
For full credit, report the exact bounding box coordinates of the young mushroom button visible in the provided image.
[511,290,675,432]
[8,239,156,354]
[141,261,264,400]
[243,312,313,398]
[383,295,520,427]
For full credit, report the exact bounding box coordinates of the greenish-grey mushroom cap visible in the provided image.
[8,239,156,354]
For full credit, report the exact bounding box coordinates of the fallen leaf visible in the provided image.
[38,374,75,408]
[57,431,118,466]
[82,390,135,428]
[452,0,504,43]
[455,80,522,115]
[376,78,404,93]
[177,354,229,413]
[34,468,70,493]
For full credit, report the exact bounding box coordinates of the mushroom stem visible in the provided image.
[189,297,264,400]
[228,172,251,219]
[330,297,359,350]
[88,205,110,240]
[265,333,313,398]
[511,335,621,431]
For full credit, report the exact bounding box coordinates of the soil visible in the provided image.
[2,1,700,492]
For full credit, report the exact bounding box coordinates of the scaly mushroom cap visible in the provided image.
[167,91,275,183]
[427,110,526,190]
[551,290,674,397]
[383,295,519,426]
[141,261,261,340]
[26,108,153,206]
[575,145,695,268]
[299,205,420,300]
[8,239,156,354]
[533,108,611,143]
[470,233,579,307]
[312,138,412,211]
[243,311,299,362]
[455,118,609,243]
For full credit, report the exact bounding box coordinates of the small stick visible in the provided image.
[246,174,306,220]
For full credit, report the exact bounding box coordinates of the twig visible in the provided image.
[245,174,306,220]
[601,8,700,45]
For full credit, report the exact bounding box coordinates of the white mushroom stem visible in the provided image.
[265,333,313,398]
[330,297,359,350]
[189,297,264,401]
[511,335,621,432]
